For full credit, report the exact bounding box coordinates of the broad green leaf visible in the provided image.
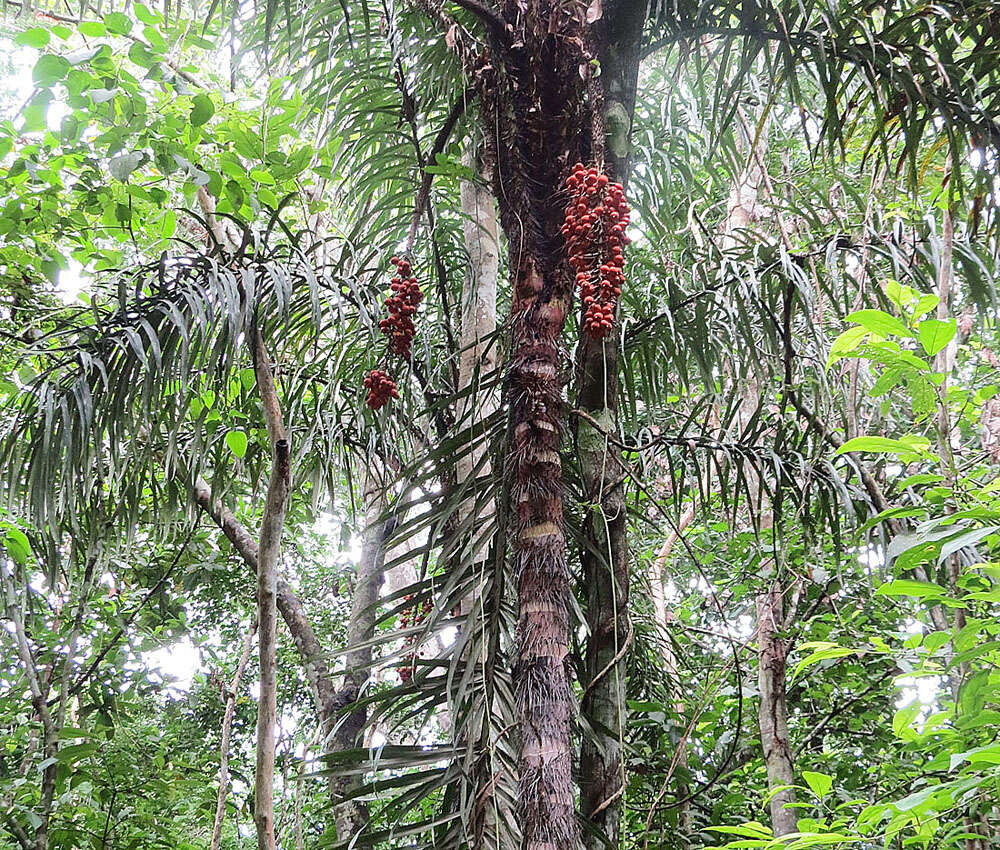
[827,326,868,367]
[802,771,833,799]
[225,429,248,458]
[104,12,132,34]
[109,152,144,182]
[845,309,910,338]
[917,319,956,356]
[875,579,944,599]
[191,94,215,127]
[2,528,31,564]
[32,54,70,86]
[15,28,50,48]
[835,436,932,458]
[892,703,920,741]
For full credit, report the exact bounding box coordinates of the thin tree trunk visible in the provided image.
[193,472,393,834]
[2,550,96,850]
[576,8,645,846]
[211,620,257,850]
[331,467,396,839]
[720,101,801,838]
[251,324,291,850]
[2,569,57,850]
[191,478,340,723]
[756,581,797,837]
[649,504,696,832]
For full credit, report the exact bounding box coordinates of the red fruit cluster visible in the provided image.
[396,594,432,684]
[364,369,399,410]
[379,255,423,358]
[561,163,631,339]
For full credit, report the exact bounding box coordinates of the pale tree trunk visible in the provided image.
[211,620,257,850]
[649,504,696,832]
[251,324,291,850]
[454,142,514,845]
[456,141,499,596]
[722,106,800,837]
[756,582,797,837]
[330,466,396,840]
[576,7,645,846]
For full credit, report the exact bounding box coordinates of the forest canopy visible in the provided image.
[1,1,999,849]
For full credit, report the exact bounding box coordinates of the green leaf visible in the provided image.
[109,152,144,182]
[917,319,956,356]
[32,54,71,86]
[2,528,31,565]
[78,21,107,37]
[160,209,176,238]
[134,2,164,23]
[104,12,132,34]
[845,309,910,338]
[225,430,248,458]
[835,436,932,458]
[190,94,215,127]
[893,703,920,741]
[827,326,868,367]
[15,27,51,48]
[875,579,944,599]
[802,770,833,799]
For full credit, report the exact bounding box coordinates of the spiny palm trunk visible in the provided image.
[577,7,645,845]
[508,252,576,848]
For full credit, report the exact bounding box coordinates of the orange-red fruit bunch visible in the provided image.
[380,255,423,358]
[396,594,432,683]
[364,369,399,410]
[561,163,630,339]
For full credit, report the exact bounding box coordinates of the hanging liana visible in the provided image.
[363,256,424,410]
[562,164,631,339]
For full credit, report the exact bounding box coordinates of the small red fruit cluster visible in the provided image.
[561,163,631,339]
[364,369,399,410]
[380,256,423,359]
[396,593,432,684]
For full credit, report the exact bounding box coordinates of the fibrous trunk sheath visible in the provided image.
[510,257,575,850]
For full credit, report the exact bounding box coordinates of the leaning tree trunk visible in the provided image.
[576,7,645,845]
